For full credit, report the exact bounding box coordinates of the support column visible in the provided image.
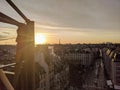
[14,21,35,90]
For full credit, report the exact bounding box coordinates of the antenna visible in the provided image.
[59,39,61,45]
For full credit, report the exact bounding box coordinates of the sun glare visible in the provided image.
[35,33,46,44]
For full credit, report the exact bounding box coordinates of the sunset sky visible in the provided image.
[0,0,120,44]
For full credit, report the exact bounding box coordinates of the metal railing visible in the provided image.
[0,63,16,69]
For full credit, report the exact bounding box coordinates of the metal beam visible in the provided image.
[0,69,14,90]
[0,63,16,69]
[0,12,24,26]
[6,0,30,23]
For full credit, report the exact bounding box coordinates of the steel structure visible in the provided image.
[0,0,35,90]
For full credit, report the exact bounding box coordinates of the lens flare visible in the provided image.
[35,33,46,44]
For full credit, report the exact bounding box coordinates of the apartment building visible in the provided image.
[35,45,69,90]
[103,48,120,89]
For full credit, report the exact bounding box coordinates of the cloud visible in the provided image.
[2,32,10,35]
[35,23,90,33]
[0,35,5,38]
[1,0,120,30]
[35,22,120,34]
[0,37,15,41]
[14,0,120,30]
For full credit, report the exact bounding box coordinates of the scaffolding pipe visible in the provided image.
[0,69,14,90]
[5,0,30,23]
[0,12,24,26]
[0,63,16,69]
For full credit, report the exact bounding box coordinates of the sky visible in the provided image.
[0,0,120,44]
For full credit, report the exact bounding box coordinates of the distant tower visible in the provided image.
[59,39,61,45]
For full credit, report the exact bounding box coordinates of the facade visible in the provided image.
[103,48,120,89]
[62,48,96,89]
[35,45,69,90]
[111,53,120,89]
[64,52,94,66]
[0,45,16,85]
[0,45,16,63]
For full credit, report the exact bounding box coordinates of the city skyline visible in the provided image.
[0,0,120,44]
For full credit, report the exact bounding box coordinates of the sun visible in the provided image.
[35,33,46,44]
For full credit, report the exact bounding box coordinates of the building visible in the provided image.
[103,48,120,90]
[64,51,94,66]
[35,45,69,90]
[111,53,120,90]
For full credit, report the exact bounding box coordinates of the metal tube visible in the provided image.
[0,63,16,69]
[0,12,24,26]
[5,0,30,23]
[0,69,14,90]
